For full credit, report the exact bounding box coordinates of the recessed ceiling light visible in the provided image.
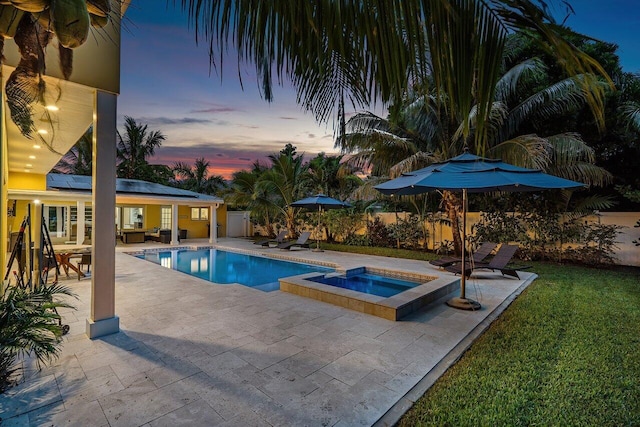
[28,155,36,159]
[33,144,41,149]
[24,169,30,173]
[45,105,59,111]
[26,164,32,167]
[37,129,48,135]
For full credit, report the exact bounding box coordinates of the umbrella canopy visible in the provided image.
[290,194,352,210]
[290,194,351,252]
[375,151,586,195]
[374,150,585,310]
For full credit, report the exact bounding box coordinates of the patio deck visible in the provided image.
[0,238,536,426]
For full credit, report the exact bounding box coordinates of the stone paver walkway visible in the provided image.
[0,238,535,426]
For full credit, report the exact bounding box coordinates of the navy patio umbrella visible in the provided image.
[290,194,352,252]
[375,149,586,310]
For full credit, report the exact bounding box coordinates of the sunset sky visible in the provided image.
[118,1,640,179]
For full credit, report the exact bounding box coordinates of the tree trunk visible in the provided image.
[443,191,463,256]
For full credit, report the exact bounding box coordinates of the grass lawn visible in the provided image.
[321,243,640,426]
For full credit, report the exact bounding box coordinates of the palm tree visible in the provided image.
[340,55,612,254]
[257,151,309,236]
[116,116,166,180]
[227,164,281,237]
[305,153,361,200]
[52,127,93,175]
[178,0,609,148]
[173,157,227,195]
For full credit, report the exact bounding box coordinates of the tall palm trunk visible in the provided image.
[442,191,463,256]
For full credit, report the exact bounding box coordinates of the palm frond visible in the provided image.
[503,75,594,139]
[389,151,438,178]
[571,194,617,213]
[620,101,640,133]
[490,134,551,169]
[546,133,612,187]
[494,58,545,102]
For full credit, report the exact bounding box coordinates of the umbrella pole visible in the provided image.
[447,188,481,310]
[312,206,323,252]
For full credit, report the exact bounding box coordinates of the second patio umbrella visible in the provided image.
[290,194,352,252]
[375,149,586,310]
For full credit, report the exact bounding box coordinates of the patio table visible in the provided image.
[55,249,90,278]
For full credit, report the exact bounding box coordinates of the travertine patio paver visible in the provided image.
[0,238,536,426]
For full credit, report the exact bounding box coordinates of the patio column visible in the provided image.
[171,203,179,245]
[76,200,85,245]
[87,90,119,339]
[209,204,218,244]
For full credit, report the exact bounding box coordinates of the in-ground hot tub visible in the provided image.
[280,267,459,320]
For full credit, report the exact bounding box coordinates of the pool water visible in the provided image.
[307,273,420,297]
[137,249,333,292]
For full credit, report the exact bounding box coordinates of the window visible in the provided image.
[120,206,144,229]
[191,207,209,221]
[161,206,171,229]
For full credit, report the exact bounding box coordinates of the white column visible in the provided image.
[171,204,179,245]
[210,204,217,244]
[87,90,119,339]
[76,200,86,245]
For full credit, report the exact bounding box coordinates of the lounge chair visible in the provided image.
[445,244,521,279]
[277,231,312,250]
[254,230,288,247]
[429,242,497,268]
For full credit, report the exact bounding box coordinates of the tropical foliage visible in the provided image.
[172,157,227,195]
[227,145,357,237]
[1,282,75,393]
[52,127,93,175]
[116,116,168,182]
[177,0,609,145]
[337,34,615,254]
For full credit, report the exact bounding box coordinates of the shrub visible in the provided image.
[1,282,75,393]
[325,209,366,243]
[387,214,428,249]
[367,217,394,247]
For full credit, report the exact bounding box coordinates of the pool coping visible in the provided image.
[125,246,460,320]
[124,244,340,269]
[279,267,459,321]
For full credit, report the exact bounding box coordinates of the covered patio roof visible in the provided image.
[8,174,224,206]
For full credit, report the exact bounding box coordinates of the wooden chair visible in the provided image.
[77,253,91,281]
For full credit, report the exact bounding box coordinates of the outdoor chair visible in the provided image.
[445,244,521,279]
[254,230,288,247]
[77,253,91,281]
[277,231,312,250]
[429,242,498,268]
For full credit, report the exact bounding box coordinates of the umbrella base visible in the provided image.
[446,297,481,311]
[312,248,324,252]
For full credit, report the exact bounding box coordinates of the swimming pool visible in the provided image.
[136,248,333,291]
[307,272,420,297]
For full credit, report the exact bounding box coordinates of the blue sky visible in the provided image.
[118,1,640,178]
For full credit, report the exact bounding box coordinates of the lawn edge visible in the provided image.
[372,273,538,427]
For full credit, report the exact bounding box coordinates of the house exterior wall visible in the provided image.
[8,172,47,190]
[176,204,227,238]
